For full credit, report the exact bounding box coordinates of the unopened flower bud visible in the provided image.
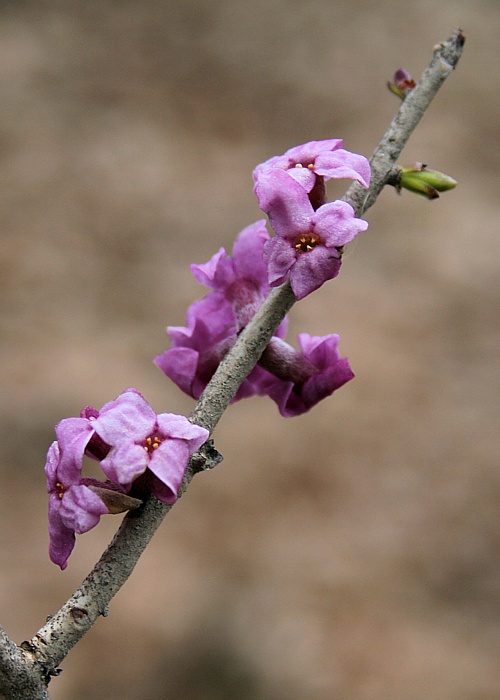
[398,163,458,199]
[387,68,417,100]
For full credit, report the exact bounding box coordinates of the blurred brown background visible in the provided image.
[0,1,499,698]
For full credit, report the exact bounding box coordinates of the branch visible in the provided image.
[344,28,465,216]
[0,29,465,698]
[0,626,48,699]
[190,30,466,434]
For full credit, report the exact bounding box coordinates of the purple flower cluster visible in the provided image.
[45,138,370,569]
[46,389,208,568]
[155,217,354,417]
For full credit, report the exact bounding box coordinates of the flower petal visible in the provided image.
[232,220,270,287]
[48,494,76,570]
[54,417,95,484]
[286,166,316,192]
[263,237,297,287]
[254,169,313,238]
[289,246,342,300]
[147,439,191,504]
[191,248,235,290]
[302,357,354,408]
[59,484,109,534]
[156,413,209,449]
[314,148,371,187]
[100,442,150,488]
[94,389,156,445]
[154,347,200,397]
[283,139,344,163]
[298,332,340,365]
[312,200,369,247]
[45,441,61,492]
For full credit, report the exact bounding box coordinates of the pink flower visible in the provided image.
[92,389,209,504]
[260,333,354,416]
[191,220,271,328]
[253,139,370,198]
[45,390,207,567]
[155,294,238,400]
[256,169,368,299]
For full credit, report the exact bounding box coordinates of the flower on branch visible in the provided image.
[253,139,370,211]
[190,220,273,329]
[92,389,209,503]
[259,333,354,417]
[45,390,208,567]
[155,293,239,400]
[156,143,369,409]
[256,169,368,299]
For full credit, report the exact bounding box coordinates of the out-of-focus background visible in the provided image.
[0,1,498,698]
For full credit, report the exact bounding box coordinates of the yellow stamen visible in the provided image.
[295,233,320,253]
[143,435,162,454]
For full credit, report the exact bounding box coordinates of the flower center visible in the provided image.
[295,233,320,253]
[143,435,162,455]
[55,481,65,499]
[294,163,315,170]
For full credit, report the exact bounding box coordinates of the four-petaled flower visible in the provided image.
[92,389,209,504]
[190,220,272,329]
[155,293,239,400]
[45,390,209,567]
[253,139,371,199]
[256,169,368,299]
